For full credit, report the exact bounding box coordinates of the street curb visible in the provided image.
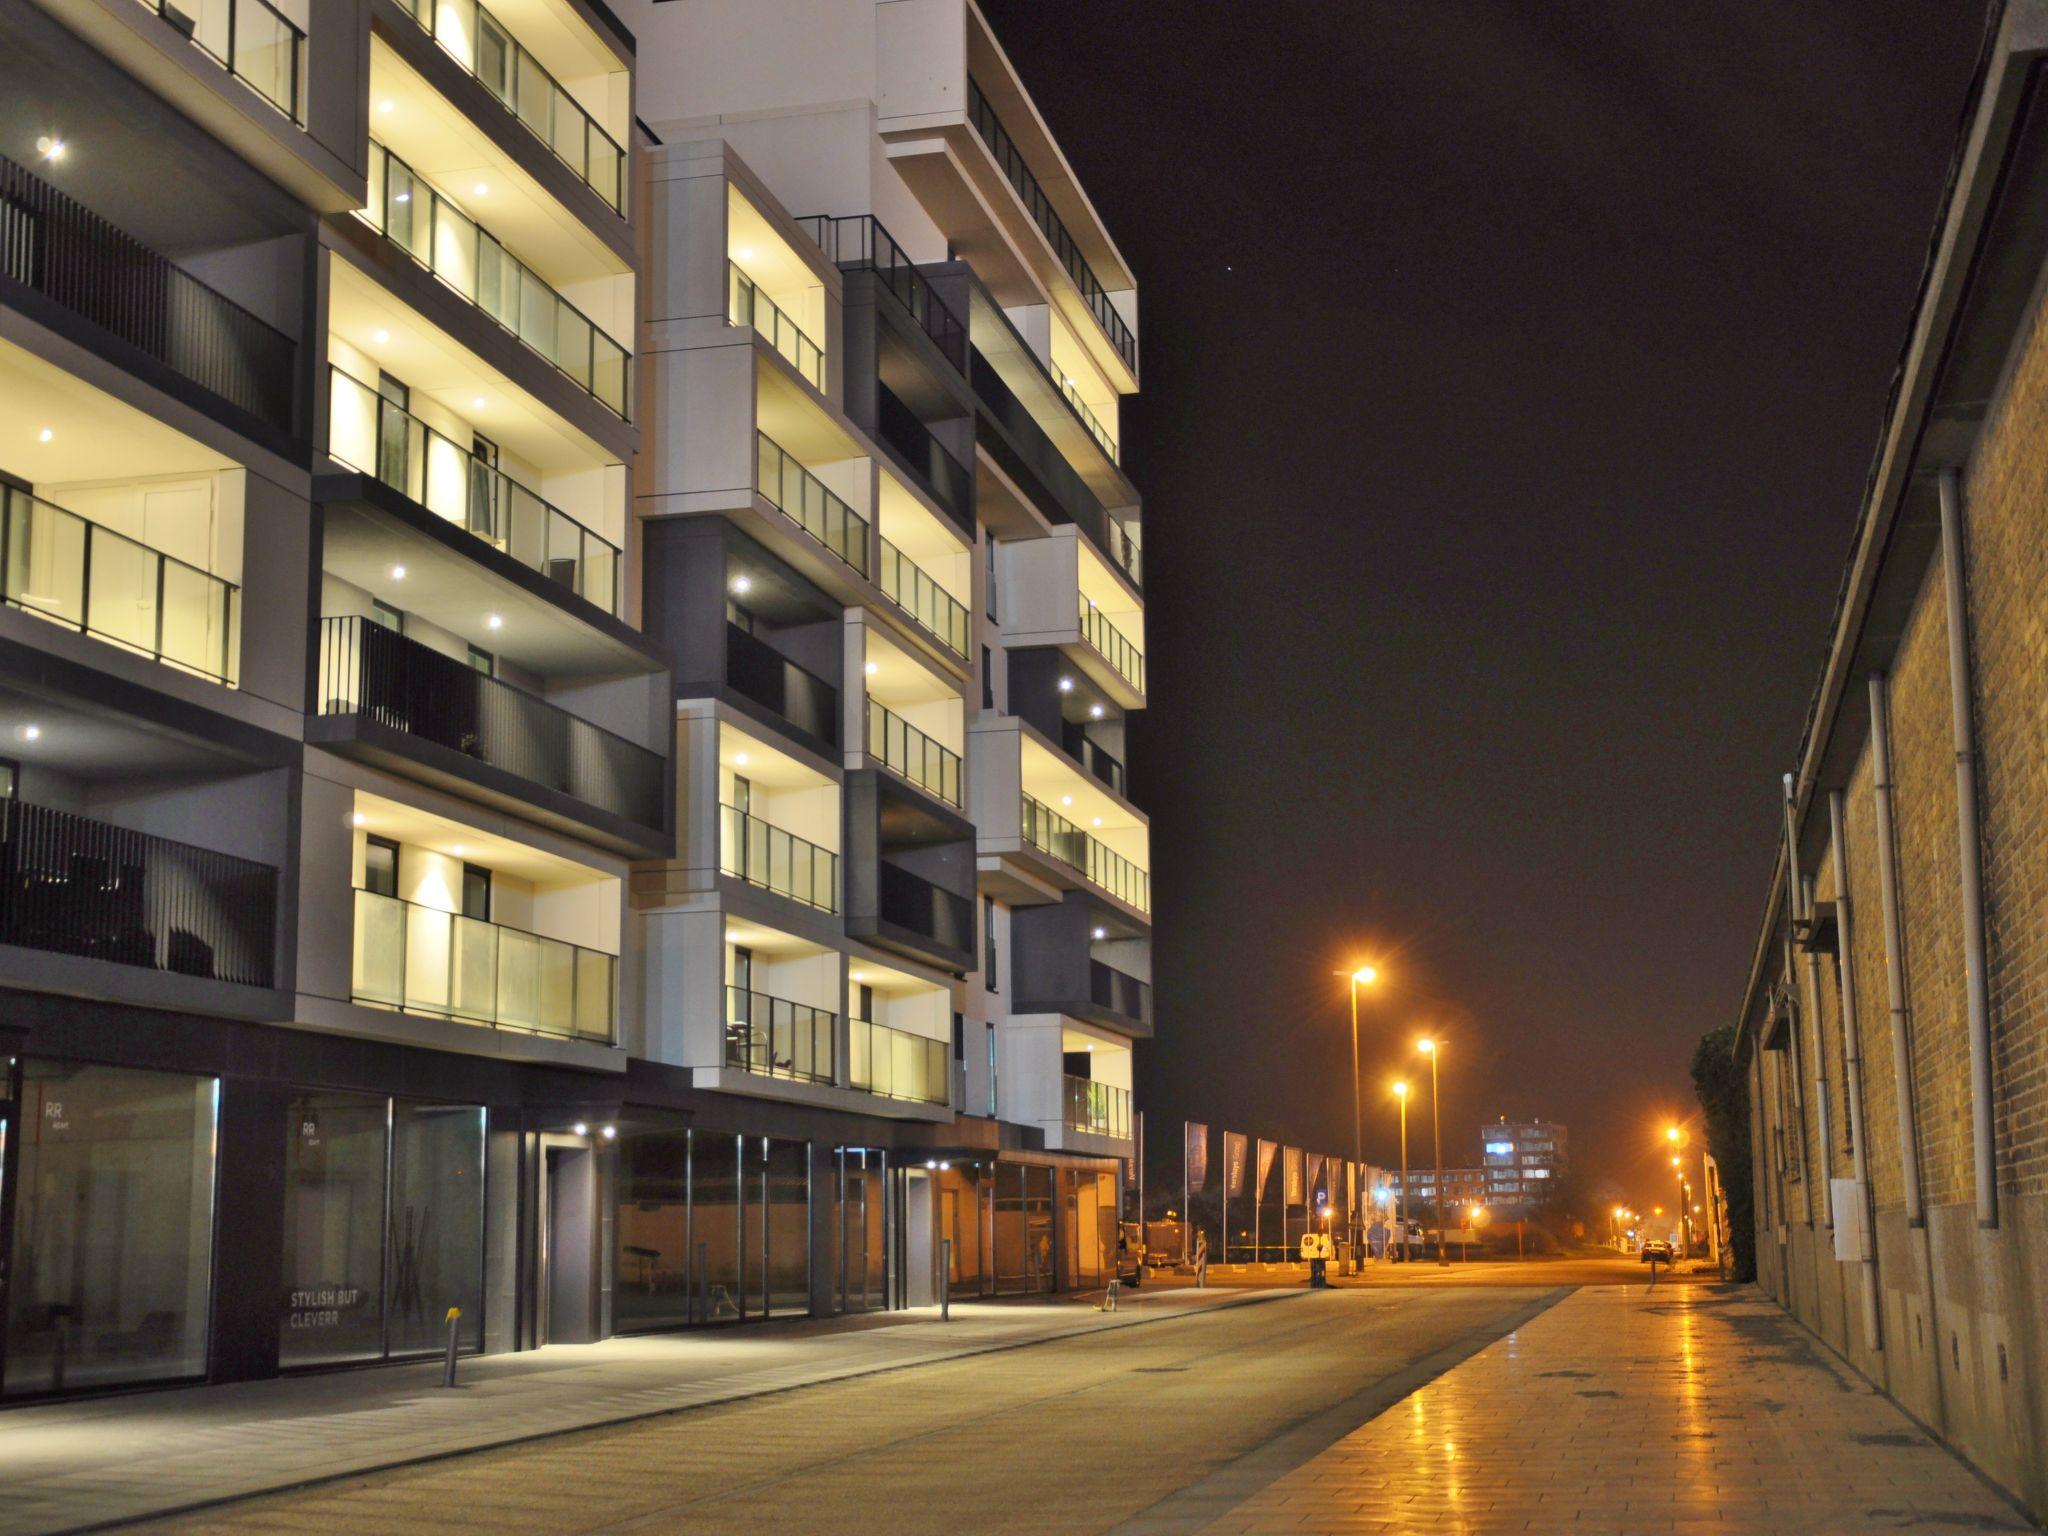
[1111,1285,1576,1536]
[49,1288,1308,1536]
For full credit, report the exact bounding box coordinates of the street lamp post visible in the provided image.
[1666,1125,1690,1261]
[1344,966,1379,1274]
[1419,1038,1447,1266]
[1393,1080,1411,1265]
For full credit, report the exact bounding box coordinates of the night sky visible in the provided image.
[976,1,1991,1207]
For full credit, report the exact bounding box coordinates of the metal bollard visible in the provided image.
[941,1238,952,1322]
[441,1307,461,1388]
[1106,1276,1119,1312]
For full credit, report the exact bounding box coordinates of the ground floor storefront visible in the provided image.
[0,998,1124,1400]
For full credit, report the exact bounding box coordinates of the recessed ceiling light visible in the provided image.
[21,724,41,742]
[1092,927,1106,940]
[350,812,367,827]
[850,971,866,982]
[473,182,489,197]
[734,752,749,765]
[1060,795,1073,807]
[1057,677,1074,693]
[373,328,390,344]
[472,397,486,410]
[731,574,753,594]
[36,136,64,162]
[1084,1041,1096,1052]
[390,564,407,580]
[451,844,465,856]
[37,428,51,443]
[573,1121,589,1137]
[601,1124,616,1140]
[737,246,754,260]
[864,661,878,675]
[1091,817,1103,828]
[393,192,410,203]
[485,613,503,630]
[1088,703,1104,719]
[378,99,394,113]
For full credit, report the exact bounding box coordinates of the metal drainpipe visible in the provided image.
[1779,778,1814,1224]
[1829,788,1882,1350]
[1798,875,1834,1231]
[1867,674,1926,1228]
[1936,469,1997,1230]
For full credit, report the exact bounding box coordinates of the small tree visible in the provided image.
[1691,1024,1756,1282]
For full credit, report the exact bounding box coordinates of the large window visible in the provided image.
[3,1062,217,1396]
[280,1093,484,1366]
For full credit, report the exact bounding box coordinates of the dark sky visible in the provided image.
[976,1,1990,1209]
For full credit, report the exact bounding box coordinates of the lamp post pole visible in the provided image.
[1343,966,1377,1275]
[1394,1082,1411,1265]
[1421,1039,1447,1266]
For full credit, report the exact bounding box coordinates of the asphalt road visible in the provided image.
[1152,1252,1718,1290]
[127,1287,1570,1536]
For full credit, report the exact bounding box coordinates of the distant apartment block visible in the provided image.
[1481,1118,1567,1209]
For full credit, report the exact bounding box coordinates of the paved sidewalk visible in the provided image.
[1192,1285,2035,1535]
[0,1286,1272,1536]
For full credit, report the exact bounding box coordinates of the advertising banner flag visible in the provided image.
[1256,1138,1277,1196]
[1186,1121,1210,1192]
[1283,1145,1304,1205]
[1224,1132,1250,1197]
[1305,1151,1325,1201]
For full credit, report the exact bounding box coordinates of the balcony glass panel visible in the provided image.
[0,799,277,985]
[795,214,967,374]
[966,78,1137,375]
[352,886,614,1041]
[326,366,619,611]
[754,432,868,576]
[360,143,630,419]
[136,0,304,122]
[316,616,663,827]
[848,1016,949,1105]
[1063,1074,1131,1139]
[1106,519,1143,590]
[1059,376,1118,461]
[728,263,824,388]
[2,486,240,685]
[1079,595,1144,693]
[392,0,625,212]
[865,698,961,806]
[724,984,835,1086]
[1021,793,1149,914]
[724,623,838,746]
[719,803,836,912]
[875,384,970,523]
[878,537,968,657]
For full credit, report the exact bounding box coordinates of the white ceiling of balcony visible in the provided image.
[351,789,609,888]
[0,338,233,488]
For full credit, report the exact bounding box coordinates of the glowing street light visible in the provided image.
[1336,962,1382,1271]
[1392,1080,1411,1263]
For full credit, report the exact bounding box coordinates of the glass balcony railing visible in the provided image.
[967,78,1137,376]
[877,862,973,955]
[1063,1074,1131,1139]
[2,485,240,686]
[393,0,625,213]
[795,214,967,374]
[0,155,297,436]
[866,698,961,806]
[353,887,615,1041]
[755,431,868,576]
[720,803,836,912]
[1021,793,1150,914]
[1058,377,1118,461]
[1106,519,1143,590]
[360,143,629,419]
[849,1016,949,1106]
[725,623,839,746]
[876,384,970,523]
[878,537,968,658]
[1079,595,1144,693]
[316,616,663,828]
[137,0,303,122]
[728,262,823,388]
[326,366,619,611]
[725,983,835,1086]
[0,798,277,986]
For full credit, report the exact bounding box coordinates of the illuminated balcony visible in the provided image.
[134,0,303,122]
[860,627,964,808]
[725,982,835,1087]
[999,530,1145,708]
[1023,793,1148,914]
[721,802,836,913]
[730,262,824,389]
[876,469,969,661]
[848,960,951,1107]
[756,430,868,577]
[1064,1074,1130,1139]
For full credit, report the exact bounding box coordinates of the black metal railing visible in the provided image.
[1089,959,1150,1023]
[967,78,1137,376]
[866,698,960,806]
[876,383,970,521]
[2,484,240,685]
[1066,731,1124,797]
[0,798,276,986]
[795,213,967,374]
[393,0,625,212]
[326,366,620,611]
[720,802,836,911]
[724,983,835,1085]
[725,622,838,746]
[1063,1074,1131,1139]
[360,142,629,418]
[878,536,969,657]
[353,887,614,1040]
[0,154,297,435]
[878,861,973,954]
[1021,793,1149,913]
[756,430,868,575]
[141,0,304,122]
[849,1014,948,1105]
[317,616,662,827]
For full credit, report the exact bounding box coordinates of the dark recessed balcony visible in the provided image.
[1012,891,1151,1035]
[724,983,835,1086]
[1089,960,1150,1026]
[877,383,971,524]
[877,860,972,956]
[797,214,968,376]
[726,621,839,749]
[0,798,276,987]
[313,615,665,853]
[0,154,297,440]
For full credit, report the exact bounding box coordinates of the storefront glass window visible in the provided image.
[766,1139,808,1315]
[742,1135,766,1318]
[694,1132,740,1322]
[280,1093,387,1367]
[3,1062,216,1396]
[388,1102,484,1355]
[615,1132,688,1331]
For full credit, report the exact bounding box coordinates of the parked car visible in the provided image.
[1640,1238,1675,1264]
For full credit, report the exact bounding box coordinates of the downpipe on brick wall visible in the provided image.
[1829,788,1882,1352]
[1798,875,1834,1233]
[1867,673,1926,1229]
[1779,776,1816,1226]
[1936,469,1997,1230]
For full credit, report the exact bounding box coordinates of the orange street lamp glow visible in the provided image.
[1392,1080,1409,1099]
[1352,965,1379,986]
[1417,1037,1436,1055]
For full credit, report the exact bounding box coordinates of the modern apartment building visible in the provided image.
[619,0,1148,1310]
[1399,1165,1491,1218]
[1734,7,2048,1518]
[1481,1117,1567,1210]
[0,0,1146,1397]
